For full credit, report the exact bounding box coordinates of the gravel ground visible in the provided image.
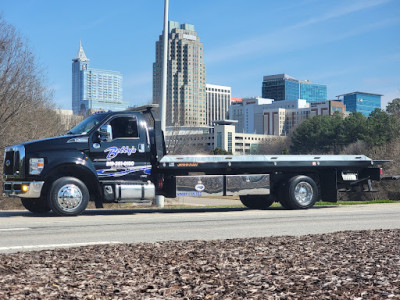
[1,229,399,299]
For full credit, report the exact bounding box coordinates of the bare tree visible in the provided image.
[0,18,48,138]
[164,125,210,155]
[0,16,63,149]
[0,16,74,209]
[257,136,291,155]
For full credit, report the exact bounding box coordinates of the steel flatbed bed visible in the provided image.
[159,155,384,172]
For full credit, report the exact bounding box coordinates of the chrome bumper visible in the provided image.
[3,181,44,198]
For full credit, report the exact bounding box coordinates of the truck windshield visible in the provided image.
[66,114,107,135]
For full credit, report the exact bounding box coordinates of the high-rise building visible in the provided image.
[337,91,382,116]
[206,84,231,126]
[153,21,207,127]
[299,80,327,103]
[72,42,127,115]
[262,74,327,103]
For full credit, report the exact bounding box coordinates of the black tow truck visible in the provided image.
[3,106,385,216]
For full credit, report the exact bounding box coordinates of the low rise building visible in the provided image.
[229,97,347,136]
[229,97,273,134]
[164,120,275,155]
[263,100,346,135]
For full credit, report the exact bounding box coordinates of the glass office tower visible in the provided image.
[262,74,327,103]
[300,81,327,103]
[262,74,299,101]
[72,42,128,115]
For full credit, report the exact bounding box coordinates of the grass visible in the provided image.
[316,200,400,206]
[166,200,400,209]
[161,200,400,210]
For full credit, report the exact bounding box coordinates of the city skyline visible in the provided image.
[1,0,399,111]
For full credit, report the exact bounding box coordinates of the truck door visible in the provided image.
[88,115,151,182]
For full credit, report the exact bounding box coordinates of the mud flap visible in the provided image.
[320,170,338,202]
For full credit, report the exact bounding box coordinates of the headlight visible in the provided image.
[29,158,44,175]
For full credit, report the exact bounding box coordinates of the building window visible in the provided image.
[228,132,232,152]
[217,132,222,148]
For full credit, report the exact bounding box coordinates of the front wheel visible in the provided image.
[48,177,89,216]
[281,175,318,209]
[240,195,274,209]
[21,198,51,214]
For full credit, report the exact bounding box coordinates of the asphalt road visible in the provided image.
[1,203,400,254]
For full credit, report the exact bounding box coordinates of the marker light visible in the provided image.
[21,184,29,193]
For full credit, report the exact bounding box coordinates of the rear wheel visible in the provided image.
[240,195,274,209]
[48,177,89,216]
[281,175,318,209]
[21,198,51,214]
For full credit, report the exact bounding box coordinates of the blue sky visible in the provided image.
[1,0,399,110]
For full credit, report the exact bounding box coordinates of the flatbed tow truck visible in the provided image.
[2,106,387,216]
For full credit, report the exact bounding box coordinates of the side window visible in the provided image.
[109,117,139,139]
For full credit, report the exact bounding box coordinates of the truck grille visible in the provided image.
[3,145,25,179]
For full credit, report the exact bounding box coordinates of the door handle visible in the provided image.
[138,143,145,153]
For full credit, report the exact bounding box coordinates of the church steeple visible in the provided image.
[73,41,89,62]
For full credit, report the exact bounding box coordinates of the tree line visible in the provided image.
[290,102,400,154]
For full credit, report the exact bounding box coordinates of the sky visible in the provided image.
[1,0,399,110]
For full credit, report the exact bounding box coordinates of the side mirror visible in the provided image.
[99,125,112,142]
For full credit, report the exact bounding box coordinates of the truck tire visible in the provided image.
[281,175,318,209]
[21,198,51,214]
[239,195,274,209]
[48,177,89,216]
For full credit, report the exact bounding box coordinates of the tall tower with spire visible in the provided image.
[72,42,127,115]
[72,42,90,114]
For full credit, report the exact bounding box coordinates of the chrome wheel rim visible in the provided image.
[57,184,83,212]
[294,182,313,206]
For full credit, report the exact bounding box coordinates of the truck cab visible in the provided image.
[3,109,158,216]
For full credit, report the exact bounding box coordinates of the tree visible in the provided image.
[0,16,69,209]
[164,126,209,155]
[290,113,346,154]
[365,108,399,146]
[212,147,232,155]
[386,98,400,116]
[0,15,62,151]
[386,98,400,133]
[257,136,290,155]
[342,112,368,144]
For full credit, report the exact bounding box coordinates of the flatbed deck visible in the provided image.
[159,155,381,172]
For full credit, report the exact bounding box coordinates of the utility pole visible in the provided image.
[161,0,169,132]
[156,0,169,208]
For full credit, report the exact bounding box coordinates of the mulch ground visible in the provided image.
[1,229,399,299]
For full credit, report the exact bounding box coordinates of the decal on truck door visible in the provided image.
[96,166,151,177]
[104,146,137,159]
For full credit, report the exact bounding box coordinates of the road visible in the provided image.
[1,203,400,254]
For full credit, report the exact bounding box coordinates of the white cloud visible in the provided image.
[205,0,393,65]
[288,0,391,30]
